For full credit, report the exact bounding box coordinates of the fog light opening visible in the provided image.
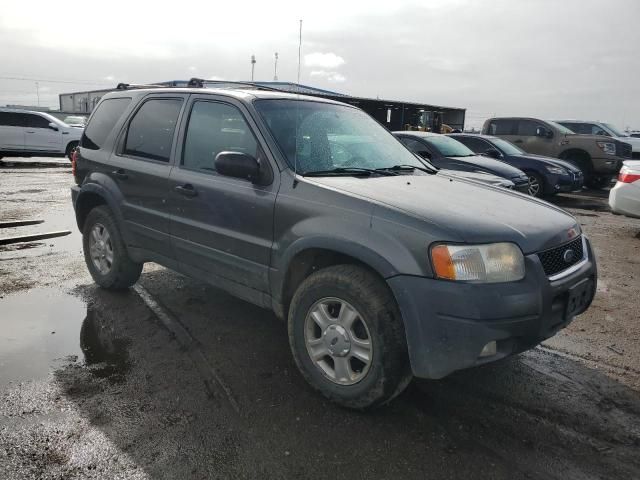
[479,341,497,358]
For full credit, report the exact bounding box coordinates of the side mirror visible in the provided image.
[536,126,552,138]
[214,151,260,183]
[48,122,59,131]
[484,148,502,159]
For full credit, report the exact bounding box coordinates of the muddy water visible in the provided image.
[0,288,85,388]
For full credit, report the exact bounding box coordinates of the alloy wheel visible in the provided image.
[89,223,114,275]
[304,297,373,385]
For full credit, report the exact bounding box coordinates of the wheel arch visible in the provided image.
[274,239,398,320]
[559,148,592,171]
[74,183,123,232]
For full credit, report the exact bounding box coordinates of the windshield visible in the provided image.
[546,120,575,135]
[422,135,475,157]
[254,99,427,174]
[491,138,524,155]
[603,122,627,137]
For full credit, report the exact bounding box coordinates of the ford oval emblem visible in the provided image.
[563,249,575,263]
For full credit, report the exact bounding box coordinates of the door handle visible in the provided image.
[112,169,128,180]
[513,139,523,144]
[174,184,198,197]
[26,131,35,134]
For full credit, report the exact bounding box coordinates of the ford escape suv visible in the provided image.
[71,84,597,409]
[483,116,629,189]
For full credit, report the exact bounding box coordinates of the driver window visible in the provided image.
[400,138,432,159]
[182,101,258,173]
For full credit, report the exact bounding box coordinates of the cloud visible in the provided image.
[310,70,346,83]
[304,52,345,69]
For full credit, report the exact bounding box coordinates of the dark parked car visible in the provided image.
[450,134,584,197]
[71,85,596,409]
[393,131,531,194]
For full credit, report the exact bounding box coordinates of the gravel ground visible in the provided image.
[1,164,639,479]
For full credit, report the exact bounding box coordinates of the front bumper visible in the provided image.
[387,237,597,379]
[553,171,584,193]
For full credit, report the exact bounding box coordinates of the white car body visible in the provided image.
[0,108,83,158]
[609,161,640,218]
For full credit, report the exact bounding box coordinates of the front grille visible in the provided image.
[618,142,632,158]
[537,236,584,277]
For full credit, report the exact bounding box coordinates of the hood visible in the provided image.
[447,154,526,179]
[305,174,578,254]
[515,153,582,173]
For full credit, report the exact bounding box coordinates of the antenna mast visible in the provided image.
[250,55,256,81]
[273,52,279,81]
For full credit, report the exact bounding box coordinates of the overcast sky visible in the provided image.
[1,0,638,129]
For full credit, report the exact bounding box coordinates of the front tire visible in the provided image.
[525,171,545,197]
[82,206,142,289]
[288,265,412,409]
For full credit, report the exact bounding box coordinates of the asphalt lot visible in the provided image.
[1,161,639,479]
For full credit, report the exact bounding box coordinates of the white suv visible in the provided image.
[0,108,83,160]
[557,120,640,160]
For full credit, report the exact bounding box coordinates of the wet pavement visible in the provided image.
[1,163,640,479]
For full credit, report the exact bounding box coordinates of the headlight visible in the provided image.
[596,141,616,155]
[545,165,567,175]
[430,243,525,283]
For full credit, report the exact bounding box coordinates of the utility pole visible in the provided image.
[35,82,40,107]
[273,52,279,81]
[251,55,256,81]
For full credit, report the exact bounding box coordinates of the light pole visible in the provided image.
[251,55,256,81]
[35,81,40,107]
[273,52,279,81]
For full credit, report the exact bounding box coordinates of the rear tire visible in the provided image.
[82,206,142,289]
[288,264,412,409]
[66,141,79,161]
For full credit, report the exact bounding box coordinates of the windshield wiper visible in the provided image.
[376,164,437,174]
[302,167,398,177]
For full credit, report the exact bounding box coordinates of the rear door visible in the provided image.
[168,95,278,294]
[23,113,63,152]
[109,94,187,259]
[0,112,25,151]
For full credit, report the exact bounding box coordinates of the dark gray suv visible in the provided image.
[71,85,597,409]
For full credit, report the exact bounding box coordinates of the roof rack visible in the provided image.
[116,82,167,90]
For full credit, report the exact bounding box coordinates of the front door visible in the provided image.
[0,112,25,151]
[109,94,187,259]
[23,113,62,152]
[168,96,278,294]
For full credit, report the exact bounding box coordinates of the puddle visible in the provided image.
[0,288,86,388]
[0,288,130,388]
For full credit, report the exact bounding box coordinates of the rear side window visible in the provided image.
[0,112,26,127]
[488,120,516,135]
[81,98,131,150]
[182,101,258,172]
[124,98,183,162]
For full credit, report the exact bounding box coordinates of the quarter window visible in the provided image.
[82,97,132,150]
[124,98,183,162]
[182,101,258,173]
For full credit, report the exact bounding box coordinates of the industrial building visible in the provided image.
[59,80,466,131]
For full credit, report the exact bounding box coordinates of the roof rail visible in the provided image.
[115,82,167,90]
[187,78,284,93]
